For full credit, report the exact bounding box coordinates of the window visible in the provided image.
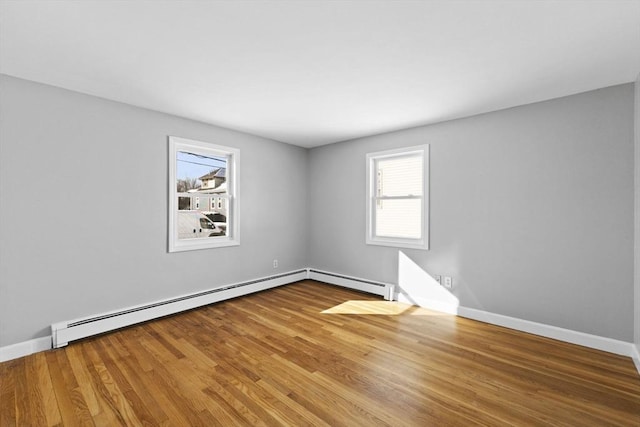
[169,136,240,252]
[366,145,429,250]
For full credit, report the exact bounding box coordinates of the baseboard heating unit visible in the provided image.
[307,269,395,301]
[51,269,307,348]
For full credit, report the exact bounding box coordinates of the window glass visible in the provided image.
[366,145,429,250]
[376,155,423,197]
[375,198,422,239]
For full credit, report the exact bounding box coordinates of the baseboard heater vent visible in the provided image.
[307,269,394,301]
[51,269,307,348]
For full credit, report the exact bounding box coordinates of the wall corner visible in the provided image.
[634,73,640,350]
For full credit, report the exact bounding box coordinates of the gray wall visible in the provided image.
[309,84,635,341]
[635,74,640,350]
[0,75,309,347]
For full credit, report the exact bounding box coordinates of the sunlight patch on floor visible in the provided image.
[322,300,410,315]
[321,300,443,316]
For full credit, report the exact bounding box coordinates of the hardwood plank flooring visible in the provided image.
[1,280,639,426]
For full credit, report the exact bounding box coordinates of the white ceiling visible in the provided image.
[1,1,639,148]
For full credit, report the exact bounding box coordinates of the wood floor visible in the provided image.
[1,280,639,426]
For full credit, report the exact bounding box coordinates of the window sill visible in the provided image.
[366,237,428,250]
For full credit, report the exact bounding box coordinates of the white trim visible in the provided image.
[51,269,306,348]
[634,73,640,370]
[366,145,430,250]
[390,287,635,358]
[308,269,394,300]
[390,292,640,358]
[457,306,634,357]
[632,344,640,376]
[168,136,240,252]
[392,287,634,355]
[0,336,52,363]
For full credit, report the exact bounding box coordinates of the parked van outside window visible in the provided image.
[178,211,225,239]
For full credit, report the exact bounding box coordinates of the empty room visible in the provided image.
[1,0,639,425]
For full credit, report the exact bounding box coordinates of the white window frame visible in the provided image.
[366,145,429,250]
[168,136,240,252]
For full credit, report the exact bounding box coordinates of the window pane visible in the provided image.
[375,198,422,239]
[176,150,228,240]
[376,155,422,197]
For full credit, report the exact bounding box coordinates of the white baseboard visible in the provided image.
[0,336,52,363]
[632,344,640,376]
[1,269,307,362]
[51,269,308,348]
[308,268,394,300]
[457,306,635,358]
[391,287,636,359]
